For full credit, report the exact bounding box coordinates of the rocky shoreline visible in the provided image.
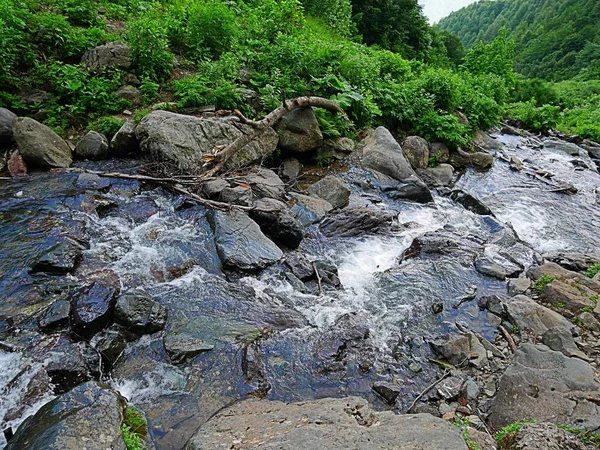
[1,104,600,449]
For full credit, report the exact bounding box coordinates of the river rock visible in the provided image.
[475,254,522,280]
[202,178,229,199]
[543,138,581,156]
[136,110,278,172]
[30,239,83,274]
[430,333,471,366]
[184,397,468,450]
[450,190,494,216]
[39,300,71,332]
[280,158,303,182]
[541,280,600,315]
[115,85,141,104]
[92,329,127,370]
[542,326,589,360]
[75,131,109,160]
[7,150,27,177]
[578,311,600,332]
[208,210,283,270]
[429,142,450,162]
[44,337,92,393]
[5,381,126,450]
[403,135,429,169]
[289,192,334,225]
[449,149,493,168]
[0,107,17,145]
[499,422,587,450]
[220,186,252,206]
[529,262,600,296]
[164,329,215,365]
[13,117,72,168]
[244,168,286,199]
[319,207,394,237]
[250,198,303,249]
[110,120,138,156]
[276,107,323,153]
[487,344,600,430]
[70,282,118,339]
[505,295,574,335]
[373,382,402,404]
[416,164,454,187]
[383,176,433,203]
[362,127,416,180]
[307,176,351,209]
[507,277,531,296]
[473,130,500,151]
[114,289,167,335]
[543,252,600,273]
[81,41,132,71]
[581,140,600,159]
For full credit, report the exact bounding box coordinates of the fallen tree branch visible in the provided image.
[406,370,450,413]
[498,324,517,353]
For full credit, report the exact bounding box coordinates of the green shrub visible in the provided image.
[531,274,556,293]
[185,0,237,59]
[139,78,160,104]
[586,264,600,279]
[418,68,461,112]
[89,116,125,139]
[508,100,560,133]
[496,419,535,444]
[127,15,173,81]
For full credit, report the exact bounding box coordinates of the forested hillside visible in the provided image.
[438,0,600,81]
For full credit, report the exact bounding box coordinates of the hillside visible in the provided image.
[438,0,600,80]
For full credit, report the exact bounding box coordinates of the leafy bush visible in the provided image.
[127,15,173,81]
[586,264,600,279]
[185,0,238,59]
[531,274,556,293]
[508,101,560,134]
[89,116,125,140]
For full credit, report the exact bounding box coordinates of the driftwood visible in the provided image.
[202,96,345,176]
[406,370,450,413]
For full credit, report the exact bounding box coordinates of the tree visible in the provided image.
[462,27,515,86]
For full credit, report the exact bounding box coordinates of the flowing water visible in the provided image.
[0,132,599,448]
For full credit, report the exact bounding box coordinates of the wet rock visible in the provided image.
[0,107,17,145]
[39,300,71,332]
[373,382,401,404]
[136,110,278,172]
[7,150,27,177]
[91,329,127,370]
[220,185,252,206]
[13,117,72,168]
[5,381,126,450]
[473,130,500,151]
[480,294,505,317]
[319,207,394,237]
[114,289,167,335]
[416,164,454,187]
[110,120,139,157]
[430,333,471,366]
[499,422,587,450]
[450,190,494,216]
[44,337,92,394]
[75,131,109,160]
[429,142,450,162]
[328,137,355,153]
[115,85,141,104]
[541,280,599,314]
[542,326,590,361]
[475,253,522,280]
[75,172,111,190]
[70,282,118,339]
[185,397,468,450]
[30,239,83,274]
[449,149,493,168]
[487,344,600,430]
[208,210,283,270]
[402,230,483,261]
[280,158,302,182]
[505,295,574,336]
[543,252,600,272]
[202,178,229,199]
[289,192,333,225]
[307,176,351,209]
[163,329,215,364]
[462,379,480,400]
[543,138,581,156]
[242,342,270,396]
[383,176,433,203]
[578,311,600,332]
[362,127,416,181]
[508,278,531,296]
[81,41,131,71]
[244,168,286,200]
[581,140,600,159]
[250,198,304,249]
[403,135,429,169]
[285,253,314,280]
[437,376,465,400]
[113,196,159,223]
[276,107,323,153]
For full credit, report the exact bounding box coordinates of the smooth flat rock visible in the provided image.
[505,295,574,336]
[307,176,351,209]
[13,117,72,168]
[185,397,468,450]
[362,127,417,181]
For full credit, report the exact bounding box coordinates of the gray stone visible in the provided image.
[185,397,468,450]
[220,186,252,206]
[473,130,500,151]
[244,168,286,200]
[429,142,450,163]
[277,107,323,153]
[164,329,215,365]
[250,198,304,249]
[81,41,131,71]
[403,135,429,169]
[5,381,126,450]
[462,379,480,399]
[542,326,590,360]
[136,111,278,172]
[529,262,600,296]
[289,192,334,226]
[70,282,118,339]
[75,172,111,190]
[501,422,587,450]
[328,137,355,153]
[13,117,72,168]
[543,138,581,156]
[541,280,600,315]
[372,382,401,404]
[488,344,600,429]
[319,207,394,237]
[578,311,600,332]
[362,127,416,181]
[505,295,574,336]
[30,239,83,275]
[437,376,465,400]
[470,152,494,168]
[280,158,302,182]
[203,178,229,198]
[39,300,71,332]
[114,289,167,335]
[475,255,522,280]
[114,85,141,104]
[543,252,600,273]
[508,278,531,296]
[75,131,109,160]
[307,176,351,209]
[450,190,494,216]
[208,210,283,270]
[416,164,454,187]
[430,333,471,366]
[581,140,600,159]
[468,429,497,450]
[383,175,433,203]
[449,149,493,168]
[91,330,127,370]
[0,107,17,145]
[109,120,138,157]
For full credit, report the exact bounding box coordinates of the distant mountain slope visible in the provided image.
[437,0,600,80]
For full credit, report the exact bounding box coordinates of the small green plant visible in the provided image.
[453,416,480,450]
[428,151,443,167]
[121,406,147,450]
[531,274,556,293]
[557,424,600,447]
[586,264,600,279]
[89,116,124,140]
[139,79,160,104]
[555,302,566,309]
[495,419,535,444]
[122,424,144,450]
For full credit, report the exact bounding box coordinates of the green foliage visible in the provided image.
[462,27,516,87]
[557,424,600,447]
[301,0,355,37]
[512,77,558,106]
[183,0,238,59]
[127,14,173,81]
[586,264,600,279]
[531,274,556,293]
[507,101,560,134]
[495,419,535,444]
[121,406,147,450]
[89,116,125,140]
[139,79,160,104]
[121,424,144,450]
[452,416,480,450]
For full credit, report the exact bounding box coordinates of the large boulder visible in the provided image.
[381,175,433,203]
[250,198,304,249]
[75,131,109,161]
[487,344,600,430]
[416,164,454,187]
[5,381,126,450]
[208,210,283,270]
[307,176,351,209]
[136,111,278,172]
[499,422,588,450]
[244,168,286,200]
[70,282,118,339]
[114,289,167,335]
[0,107,17,145]
[185,397,468,450]
[449,149,493,169]
[110,121,139,157]
[543,138,581,156]
[473,130,500,151]
[362,127,416,180]
[505,295,574,336]
[276,107,323,153]
[289,193,334,226]
[13,117,72,168]
[81,41,131,71]
[403,136,429,169]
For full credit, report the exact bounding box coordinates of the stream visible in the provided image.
[0,131,599,449]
